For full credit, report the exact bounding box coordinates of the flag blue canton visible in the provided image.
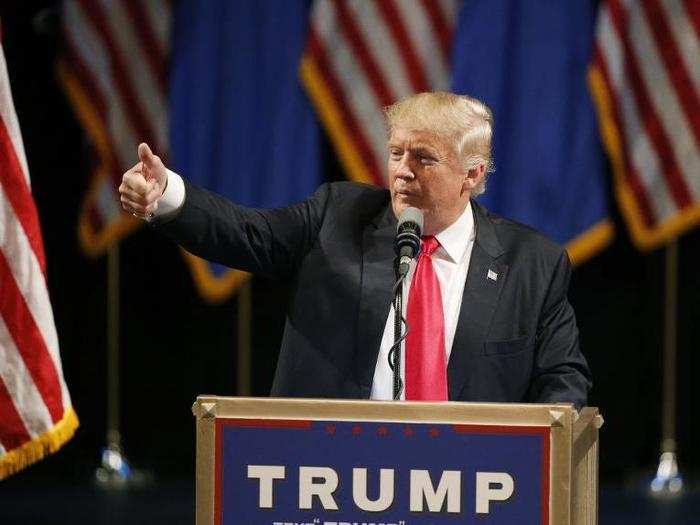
[451,0,612,262]
[170,0,321,296]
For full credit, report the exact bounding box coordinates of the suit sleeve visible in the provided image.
[527,250,592,409]
[152,179,331,279]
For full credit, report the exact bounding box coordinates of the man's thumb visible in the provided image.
[138,142,156,167]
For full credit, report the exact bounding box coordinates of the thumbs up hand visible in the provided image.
[119,143,168,219]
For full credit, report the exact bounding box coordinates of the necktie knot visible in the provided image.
[421,236,440,256]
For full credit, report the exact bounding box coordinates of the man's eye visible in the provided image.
[420,156,436,165]
[390,150,402,159]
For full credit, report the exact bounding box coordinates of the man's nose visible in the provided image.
[394,156,414,180]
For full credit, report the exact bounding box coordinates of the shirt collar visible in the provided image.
[434,201,474,263]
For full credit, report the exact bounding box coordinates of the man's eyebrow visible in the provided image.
[410,145,439,155]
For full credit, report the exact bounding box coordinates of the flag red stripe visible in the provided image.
[641,0,700,149]
[594,44,656,227]
[122,0,168,93]
[86,199,105,234]
[0,251,63,424]
[333,0,395,106]
[420,0,453,59]
[63,35,131,206]
[76,0,158,148]
[682,0,700,41]
[0,376,31,451]
[307,29,385,185]
[608,0,692,208]
[0,119,47,275]
[63,35,108,120]
[375,0,431,92]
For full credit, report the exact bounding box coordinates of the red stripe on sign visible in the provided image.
[0,375,32,451]
[0,251,63,424]
[76,0,158,149]
[420,0,453,59]
[682,0,700,41]
[642,0,700,149]
[214,419,223,525]
[375,0,431,92]
[0,119,46,275]
[333,0,395,106]
[122,0,168,93]
[608,0,692,209]
[219,418,313,429]
[308,28,385,185]
[452,424,550,436]
[540,426,551,525]
[594,44,656,227]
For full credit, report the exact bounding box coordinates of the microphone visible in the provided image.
[395,207,423,277]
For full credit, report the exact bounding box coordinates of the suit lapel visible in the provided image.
[356,206,396,393]
[448,201,508,400]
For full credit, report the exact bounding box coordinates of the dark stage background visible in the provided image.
[2,2,700,522]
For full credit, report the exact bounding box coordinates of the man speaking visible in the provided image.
[119,92,591,408]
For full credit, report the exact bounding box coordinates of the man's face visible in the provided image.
[388,128,472,235]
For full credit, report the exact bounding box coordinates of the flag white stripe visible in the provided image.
[598,8,677,220]
[0,316,53,439]
[98,0,168,154]
[659,0,700,98]
[346,0,412,100]
[0,49,30,185]
[97,176,124,223]
[0,183,70,411]
[66,2,139,170]
[628,5,700,198]
[438,0,459,27]
[394,0,451,90]
[314,1,389,173]
[142,0,171,58]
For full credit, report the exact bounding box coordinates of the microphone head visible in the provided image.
[395,207,423,261]
[396,207,424,234]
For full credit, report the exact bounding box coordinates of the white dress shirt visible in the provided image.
[151,169,186,219]
[370,203,476,400]
[154,172,477,401]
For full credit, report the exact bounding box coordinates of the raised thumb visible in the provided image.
[138,142,156,167]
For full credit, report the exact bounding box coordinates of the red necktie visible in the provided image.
[405,236,448,400]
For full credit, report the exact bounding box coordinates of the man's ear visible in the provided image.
[461,164,486,193]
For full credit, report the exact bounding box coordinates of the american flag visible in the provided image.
[0,43,78,480]
[58,0,171,256]
[301,0,459,186]
[590,0,700,249]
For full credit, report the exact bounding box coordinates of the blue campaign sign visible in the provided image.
[214,419,550,525]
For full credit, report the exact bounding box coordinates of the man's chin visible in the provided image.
[392,195,420,217]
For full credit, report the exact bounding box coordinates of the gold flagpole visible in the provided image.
[650,239,683,495]
[95,244,147,487]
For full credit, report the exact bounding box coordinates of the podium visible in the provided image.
[192,397,602,525]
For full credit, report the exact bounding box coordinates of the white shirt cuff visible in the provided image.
[150,168,185,221]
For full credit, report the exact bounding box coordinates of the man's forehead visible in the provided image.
[388,128,452,150]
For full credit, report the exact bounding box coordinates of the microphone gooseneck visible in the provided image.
[394,207,424,277]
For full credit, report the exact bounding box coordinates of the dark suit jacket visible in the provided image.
[155,180,591,407]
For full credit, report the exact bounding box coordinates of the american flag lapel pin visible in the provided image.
[487,269,498,282]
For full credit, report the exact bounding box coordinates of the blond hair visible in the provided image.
[384,91,495,196]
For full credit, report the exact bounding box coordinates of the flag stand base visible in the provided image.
[94,431,152,489]
[649,440,683,497]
